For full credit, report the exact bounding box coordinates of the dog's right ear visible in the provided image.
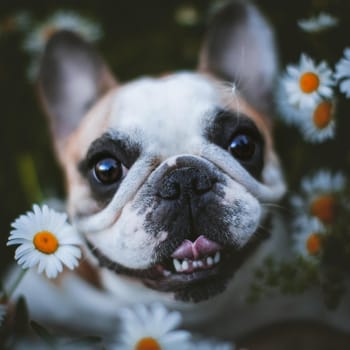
[38,30,117,153]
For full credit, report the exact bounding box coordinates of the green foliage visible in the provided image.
[248,195,350,308]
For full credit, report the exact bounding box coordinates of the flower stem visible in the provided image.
[6,268,28,299]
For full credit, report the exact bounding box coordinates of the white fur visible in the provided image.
[221,178,261,247]
[109,72,218,157]
[7,267,121,336]
[86,202,159,268]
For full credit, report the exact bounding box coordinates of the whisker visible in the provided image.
[216,79,243,113]
[261,202,294,217]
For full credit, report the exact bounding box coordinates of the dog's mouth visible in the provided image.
[151,236,224,282]
[163,249,222,275]
[86,223,270,302]
[86,235,226,282]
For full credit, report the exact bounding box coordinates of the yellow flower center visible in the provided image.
[33,231,59,254]
[135,337,161,350]
[313,101,332,129]
[306,233,322,255]
[310,194,336,224]
[299,72,320,93]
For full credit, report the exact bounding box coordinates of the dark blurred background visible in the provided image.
[1,0,350,277]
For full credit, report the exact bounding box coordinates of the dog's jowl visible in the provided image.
[11,0,350,348]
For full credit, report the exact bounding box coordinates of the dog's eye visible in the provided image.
[93,157,123,184]
[228,133,256,161]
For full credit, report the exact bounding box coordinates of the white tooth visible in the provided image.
[214,252,221,264]
[182,260,189,271]
[173,259,182,272]
[197,260,204,267]
[193,261,198,268]
[207,256,214,266]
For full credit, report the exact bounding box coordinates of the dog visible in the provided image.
[10,1,350,348]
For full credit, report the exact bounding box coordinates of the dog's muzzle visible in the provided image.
[76,152,284,301]
[74,151,285,233]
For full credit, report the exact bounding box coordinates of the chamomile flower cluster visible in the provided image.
[7,204,82,279]
[111,303,192,350]
[297,12,338,33]
[250,10,350,305]
[277,53,336,143]
[290,170,346,259]
[278,16,350,143]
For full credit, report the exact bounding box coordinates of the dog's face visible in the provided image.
[39,1,285,302]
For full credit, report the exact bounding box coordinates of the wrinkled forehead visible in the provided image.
[68,71,272,163]
[108,72,221,156]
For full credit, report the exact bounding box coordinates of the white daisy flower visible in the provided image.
[298,99,336,143]
[112,303,192,350]
[7,204,82,279]
[23,10,102,55]
[298,12,338,33]
[290,170,346,226]
[292,217,326,259]
[280,54,334,111]
[334,47,350,98]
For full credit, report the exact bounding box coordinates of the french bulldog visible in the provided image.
[11,0,350,348]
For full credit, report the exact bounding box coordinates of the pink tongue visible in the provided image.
[171,235,221,260]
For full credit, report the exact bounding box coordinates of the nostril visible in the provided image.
[158,180,181,200]
[193,173,214,195]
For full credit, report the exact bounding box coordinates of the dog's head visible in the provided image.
[38,1,285,302]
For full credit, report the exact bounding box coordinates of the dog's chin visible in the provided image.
[85,223,270,303]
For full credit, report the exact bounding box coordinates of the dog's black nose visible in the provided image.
[158,167,214,200]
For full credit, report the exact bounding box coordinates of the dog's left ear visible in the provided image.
[38,30,117,152]
[198,0,278,115]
